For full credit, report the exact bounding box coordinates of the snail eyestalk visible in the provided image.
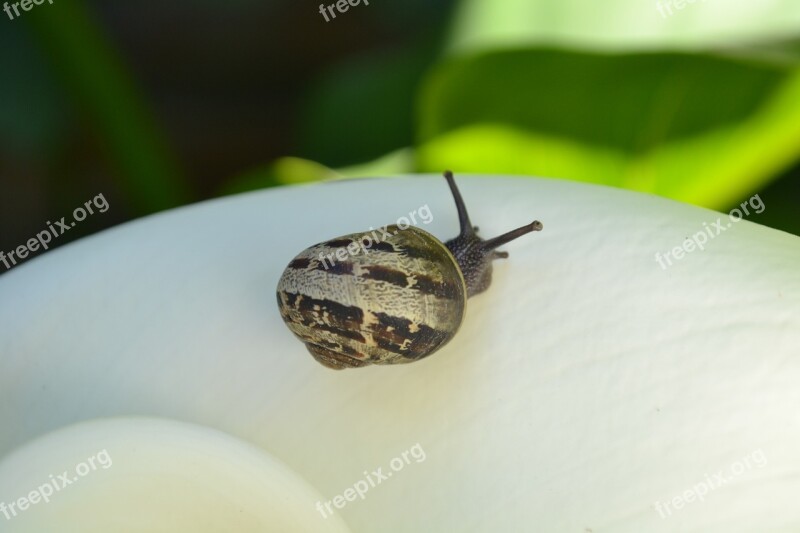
[481,221,543,252]
[444,170,475,237]
[442,171,542,298]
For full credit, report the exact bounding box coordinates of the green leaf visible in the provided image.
[221,148,418,195]
[417,48,800,208]
[220,157,342,195]
[337,147,416,178]
[418,125,627,186]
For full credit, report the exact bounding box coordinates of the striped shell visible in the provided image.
[277,225,467,369]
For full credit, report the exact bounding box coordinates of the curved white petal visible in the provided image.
[1,176,799,531]
[0,417,352,532]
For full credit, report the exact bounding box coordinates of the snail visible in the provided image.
[276,171,543,370]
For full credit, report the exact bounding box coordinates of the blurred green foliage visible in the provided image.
[417,49,800,209]
[3,0,800,251]
[224,0,800,235]
[24,1,190,212]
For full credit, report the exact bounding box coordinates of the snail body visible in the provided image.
[276,171,542,370]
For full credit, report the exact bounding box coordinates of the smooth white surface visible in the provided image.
[1,176,799,532]
[0,418,351,533]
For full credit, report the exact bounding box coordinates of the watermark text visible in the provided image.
[656,0,709,18]
[318,204,433,270]
[319,0,369,22]
[316,443,426,518]
[654,448,767,518]
[655,193,764,270]
[1,449,112,521]
[1,193,110,272]
[4,0,56,22]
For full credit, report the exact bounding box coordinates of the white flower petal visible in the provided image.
[1,176,799,531]
[0,417,352,532]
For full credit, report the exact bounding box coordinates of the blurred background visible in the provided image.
[2,0,800,270]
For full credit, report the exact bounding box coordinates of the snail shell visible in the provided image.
[277,225,466,369]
